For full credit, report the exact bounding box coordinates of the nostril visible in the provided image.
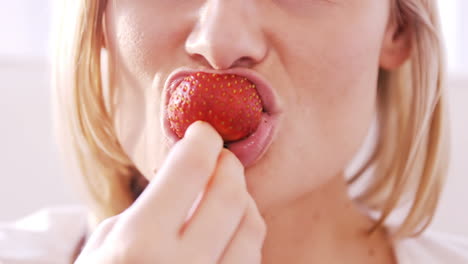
[188,52,255,70]
[232,56,256,68]
[189,53,213,68]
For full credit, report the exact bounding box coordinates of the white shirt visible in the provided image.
[1,207,467,264]
[395,231,468,263]
[0,207,87,264]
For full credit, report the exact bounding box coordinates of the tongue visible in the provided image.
[167,72,263,142]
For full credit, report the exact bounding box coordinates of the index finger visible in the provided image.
[128,121,223,232]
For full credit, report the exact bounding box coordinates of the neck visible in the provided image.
[260,174,396,264]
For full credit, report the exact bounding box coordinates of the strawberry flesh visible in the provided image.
[167,72,263,142]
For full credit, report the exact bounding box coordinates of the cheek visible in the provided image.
[285,5,388,125]
[256,4,389,196]
[105,7,183,177]
[105,4,187,83]
[314,34,382,120]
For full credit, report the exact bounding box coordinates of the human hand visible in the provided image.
[75,121,266,264]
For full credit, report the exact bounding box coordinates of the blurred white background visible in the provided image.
[0,0,467,236]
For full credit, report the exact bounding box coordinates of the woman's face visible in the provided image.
[106,0,392,210]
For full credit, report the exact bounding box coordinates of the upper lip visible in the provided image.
[163,67,282,116]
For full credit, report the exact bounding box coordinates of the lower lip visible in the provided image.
[162,111,278,168]
[225,112,278,167]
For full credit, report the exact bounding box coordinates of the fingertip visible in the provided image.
[217,149,246,185]
[185,121,223,149]
[219,149,243,169]
[185,120,209,135]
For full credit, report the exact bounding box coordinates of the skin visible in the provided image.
[79,0,412,263]
[77,123,267,263]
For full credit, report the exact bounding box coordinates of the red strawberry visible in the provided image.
[167,72,263,142]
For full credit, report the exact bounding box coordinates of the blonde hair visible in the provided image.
[53,0,449,237]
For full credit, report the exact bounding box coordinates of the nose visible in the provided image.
[185,0,268,69]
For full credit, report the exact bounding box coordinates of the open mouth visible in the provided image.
[162,67,282,168]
